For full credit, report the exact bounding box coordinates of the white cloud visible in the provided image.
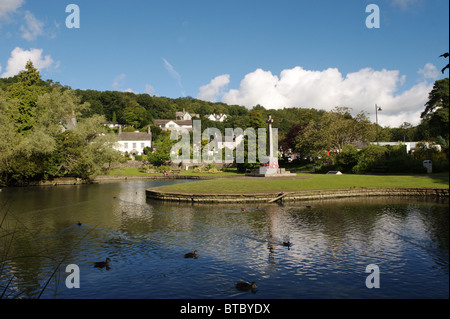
[112,73,126,90]
[145,83,156,96]
[197,74,230,102]
[391,0,421,10]
[1,47,54,78]
[0,0,24,19]
[213,66,433,127]
[162,57,185,96]
[418,63,439,80]
[112,74,134,93]
[20,10,44,41]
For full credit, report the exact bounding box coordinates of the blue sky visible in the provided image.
[0,0,448,127]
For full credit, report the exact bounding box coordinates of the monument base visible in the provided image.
[245,167,297,177]
[245,158,296,177]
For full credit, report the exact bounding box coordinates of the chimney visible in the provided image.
[119,125,122,134]
[147,125,151,134]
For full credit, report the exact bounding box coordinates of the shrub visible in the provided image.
[333,144,359,173]
[192,163,222,173]
[352,144,387,174]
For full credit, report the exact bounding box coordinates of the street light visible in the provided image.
[375,104,382,144]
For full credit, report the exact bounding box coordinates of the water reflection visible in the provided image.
[0,181,448,299]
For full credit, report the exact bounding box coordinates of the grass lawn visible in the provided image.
[151,173,449,194]
[106,167,246,177]
[107,167,160,176]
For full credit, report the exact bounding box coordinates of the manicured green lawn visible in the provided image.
[107,168,159,176]
[151,173,449,194]
[107,167,245,177]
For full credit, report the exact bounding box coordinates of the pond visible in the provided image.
[0,180,448,299]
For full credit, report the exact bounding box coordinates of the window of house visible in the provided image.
[141,143,145,148]
[124,143,128,149]
[132,143,137,149]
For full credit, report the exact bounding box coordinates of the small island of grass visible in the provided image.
[150,173,449,194]
[145,172,449,203]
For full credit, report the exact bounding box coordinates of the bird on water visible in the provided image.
[235,281,257,292]
[184,250,198,258]
[94,258,111,268]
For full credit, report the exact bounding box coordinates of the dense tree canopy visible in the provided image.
[0,61,121,185]
[420,78,449,140]
[294,107,375,159]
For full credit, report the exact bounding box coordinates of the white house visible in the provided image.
[205,113,228,122]
[370,141,441,153]
[153,119,193,131]
[115,126,152,156]
[102,121,121,129]
[176,109,200,121]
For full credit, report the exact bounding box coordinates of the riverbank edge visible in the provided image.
[0,174,221,187]
[145,187,449,203]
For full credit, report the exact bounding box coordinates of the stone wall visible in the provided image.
[146,187,449,203]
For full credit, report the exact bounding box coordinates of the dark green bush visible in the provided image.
[333,144,359,173]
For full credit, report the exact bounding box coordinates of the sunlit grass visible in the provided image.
[107,167,245,176]
[152,173,449,194]
[107,168,158,176]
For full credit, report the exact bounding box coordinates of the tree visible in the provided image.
[0,73,121,184]
[0,91,24,184]
[147,134,175,166]
[389,122,416,142]
[420,78,449,140]
[17,60,41,85]
[294,119,328,159]
[294,107,375,159]
[440,52,449,74]
[248,108,266,129]
[59,114,121,179]
[281,123,307,156]
[5,60,49,134]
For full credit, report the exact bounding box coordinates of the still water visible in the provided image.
[0,180,448,299]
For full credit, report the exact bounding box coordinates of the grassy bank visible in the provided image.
[106,167,245,177]
[150,173,449,194]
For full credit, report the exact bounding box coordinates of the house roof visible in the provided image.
[118,132,151,141]
[176,111,200,118]
[205,113,227,120]
[154,120,192,126]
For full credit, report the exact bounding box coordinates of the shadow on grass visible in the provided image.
[411,173,449,187]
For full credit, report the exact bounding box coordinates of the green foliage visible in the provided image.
[0,69,121,185]
[193,163,222,173]
[333,144,359,173]
[323,142,446,174]
[352,144,388,174]
[418,78,449,145]
[143,146,152,155]
[146,134,176,166]
[294,107,375,159]
[411,142,449,172]
[5,61,50,134]
[123,126,136,132]
[235,136,261,173]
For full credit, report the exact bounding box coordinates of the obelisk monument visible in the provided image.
[246,115,295,177]
[254,115,278,176]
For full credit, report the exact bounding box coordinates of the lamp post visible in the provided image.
[375,104,382,144]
